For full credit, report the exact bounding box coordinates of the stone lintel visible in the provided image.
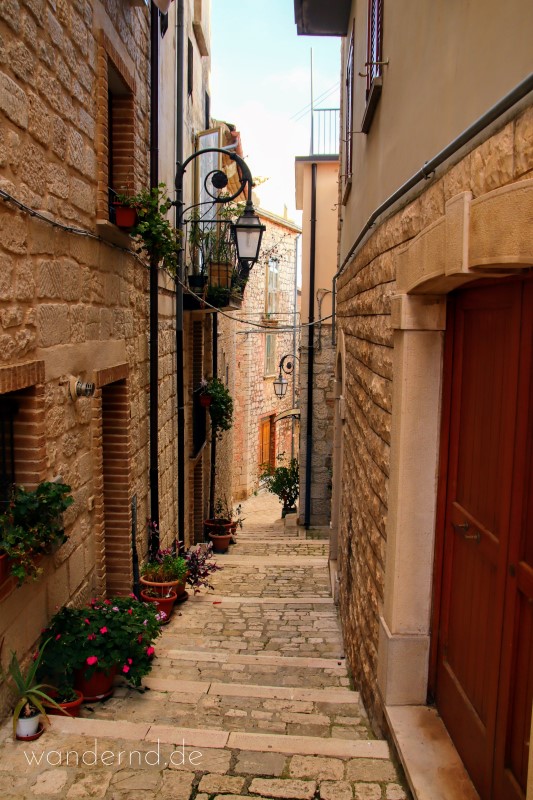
[391,294,446,331]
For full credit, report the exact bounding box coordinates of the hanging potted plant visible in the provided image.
[38,596,162,702]
[140,548,188,621]
[201,377,234,440]
[186,210,209,293]
[0,481,74,585]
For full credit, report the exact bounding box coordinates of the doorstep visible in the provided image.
[384,705,479,800]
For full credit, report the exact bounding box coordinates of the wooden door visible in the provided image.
[435,280,532,800]
[259,416,274,471]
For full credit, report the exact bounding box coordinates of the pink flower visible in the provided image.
[127,658,133,664]
[113,606,119,611]
[137,634,143,643]
[146,646,155,657]
[100,627,108,634]
[86,656,98,666]
[104,599,111,605]
[84,618,90,624]
[122,664,130,673]
[127,608,133,615]
[129,593,136,599]
[87,634,96,641]
[55,634,61,640]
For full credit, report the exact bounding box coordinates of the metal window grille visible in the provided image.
[366,0,383,96]
[0,397,17,506]
[266,259,279,315]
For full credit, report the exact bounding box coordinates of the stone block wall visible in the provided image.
[335,103,533,732]
[233,212,300,501]
[298,326,335,526]
[0,0,160,716]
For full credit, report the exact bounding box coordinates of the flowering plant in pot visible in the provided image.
[140,548,188,622]
[184,542,221,593]
[37,596,162,701]
[0,481,74,585]
[1,638,64,739]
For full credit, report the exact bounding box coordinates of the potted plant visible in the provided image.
[43,685,84,718]
[38,596,162,702]
[201,377,234,439]
[140,548,188,621]
[260,456,300,517]
[0,481,74,585]
[1,639,64,739]
[185,542,221,593]
[115,184,181,276]
[204,496,234,553]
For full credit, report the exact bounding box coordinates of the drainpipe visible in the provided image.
[331,70,533,346]
[209,313,218,520]
[304,164,317,528]
[175,0,185,550]
[148,2,160,557]
[292,234,300,461]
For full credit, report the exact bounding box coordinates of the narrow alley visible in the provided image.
[0,493,407,800]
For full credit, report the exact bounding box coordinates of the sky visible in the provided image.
[210,0,341,223]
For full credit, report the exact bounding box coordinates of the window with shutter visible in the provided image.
[361,0,384,133]
[343,24,354,193]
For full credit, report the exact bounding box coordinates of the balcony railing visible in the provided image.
[311,108,340,156]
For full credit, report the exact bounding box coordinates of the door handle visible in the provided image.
[452,522,481,543]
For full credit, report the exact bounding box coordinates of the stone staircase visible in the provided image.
[0,492,409,800]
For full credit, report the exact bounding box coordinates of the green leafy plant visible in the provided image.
[116,184,181,275]
[1,638,64,735]
[0,481,74,585]
[260,456,300,511]
[141,549,187,583]
[38,596,162,688]
[201,377,234,439]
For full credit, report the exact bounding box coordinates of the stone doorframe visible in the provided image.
[377,179,533,706]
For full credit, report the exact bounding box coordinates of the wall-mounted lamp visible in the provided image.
[69,376,96,401]
[273,354,299,399]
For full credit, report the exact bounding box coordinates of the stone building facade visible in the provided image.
[0,0,212,716]
[232,209,301,501]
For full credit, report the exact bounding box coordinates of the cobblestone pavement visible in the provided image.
[0,491,410,799]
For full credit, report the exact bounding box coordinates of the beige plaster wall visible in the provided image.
[340,0,533,261]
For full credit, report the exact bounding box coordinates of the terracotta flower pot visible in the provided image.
[140,589,177,624]
[45,689,84,718]
[74,666,117,702]
[140,576,187,597]
[113,205,137,229]
[209,533,232,553]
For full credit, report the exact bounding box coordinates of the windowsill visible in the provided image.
[96,220,134,248]
[361,77,382,134]
[263,374,276,381]
[262,317,279,327]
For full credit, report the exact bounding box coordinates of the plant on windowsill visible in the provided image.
[0,481,74,586]
[115,183,181,276]
[260,455,300,517]
[37,596,163,701]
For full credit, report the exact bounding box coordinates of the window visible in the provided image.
[361,0,384,133]
[204,91,211,131]
[266,258,279,315]
[0,396,17,507]
[344,24,354,190]
[265,334,276,377]
[188,38,194,97]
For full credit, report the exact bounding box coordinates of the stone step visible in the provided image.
[208,561,331,600]
[83,678,371,740]
[149,648,349,689]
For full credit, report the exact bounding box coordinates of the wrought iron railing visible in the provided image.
[311,108,340,156]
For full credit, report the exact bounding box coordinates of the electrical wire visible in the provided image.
[0,186,332,332]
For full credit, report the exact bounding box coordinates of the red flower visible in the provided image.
[55,634,61,640]
[100,627,108,634]
[86,656,98,666]
[137,634,143,643]
[127,658,133,664]
[84,618,90,624]
[87,634,96,641]
[146,646,155,657]
[127,609,133,615]
[104,599,111,605]
[122,664,130,673]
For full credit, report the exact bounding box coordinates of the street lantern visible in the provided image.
[273,374,289,398]
[273,354,299,399]
[232,208,265,264]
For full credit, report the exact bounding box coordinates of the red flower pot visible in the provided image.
[140,589,177,624]
[113,205,137,229]
[45,689,84,718]
[74,666,117,702]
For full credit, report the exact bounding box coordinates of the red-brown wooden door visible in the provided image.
[435,280,532,800]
